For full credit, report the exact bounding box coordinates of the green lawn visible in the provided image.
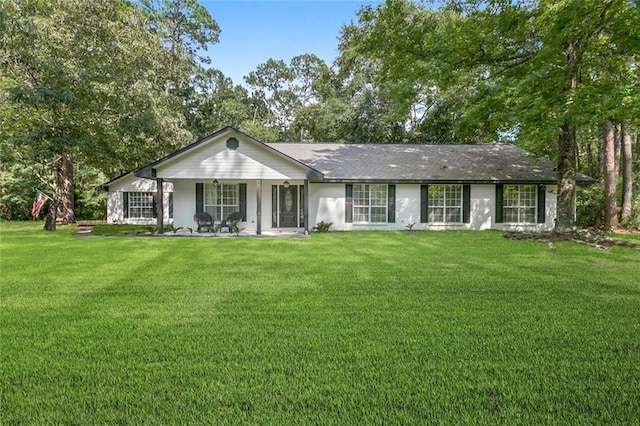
[1,222,639,424]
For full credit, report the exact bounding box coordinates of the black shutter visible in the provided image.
[345,184,353,223]
[123,192,129,219]
[169,193,173,219]
[195,183,204,213]
[299,185,305,227]
[272,185,278,227]
[495,184,504,224]
[537,185,546,223]
[463,185,471,224]
[152,193,158,218]
[387,184,396,223]
[239,183,247,220]
[420,185,428,223]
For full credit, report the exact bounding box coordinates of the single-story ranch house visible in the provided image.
[102,126,593,234]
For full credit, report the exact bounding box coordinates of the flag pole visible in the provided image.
[34,188,56,201]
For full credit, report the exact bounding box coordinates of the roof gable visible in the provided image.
[136,127,321,180]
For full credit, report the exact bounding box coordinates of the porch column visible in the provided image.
[156,178,164,234]
[303,179,309,233]
[256,179,262,235]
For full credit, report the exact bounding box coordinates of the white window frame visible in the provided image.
[353,184,388,224]
[503,185,537,223]
[128,192,154,219]
[428,185,463,223]
[204,183,239,221]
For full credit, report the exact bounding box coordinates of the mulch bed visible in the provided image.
[504,229,640,250]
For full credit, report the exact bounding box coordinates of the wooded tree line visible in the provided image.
[1,0,638,231]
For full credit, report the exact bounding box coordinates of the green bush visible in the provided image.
[312,221,332,232]
[576,183,604,228]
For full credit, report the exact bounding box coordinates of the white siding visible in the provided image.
[172,180,196,230]
[156,136,308,180]
[106,174,173,225]
[469,184,494,230]
[309,183,421,231]
[107,174,558,232]
[309,183,557,232]
[308,183,346,230]
[392,184,421,230]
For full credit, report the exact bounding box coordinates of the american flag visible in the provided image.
[31,190,49,218]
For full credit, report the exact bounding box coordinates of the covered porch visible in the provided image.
[134,128,320,235]
[160,178,310,235]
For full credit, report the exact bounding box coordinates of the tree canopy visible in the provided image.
[0,0,213,225]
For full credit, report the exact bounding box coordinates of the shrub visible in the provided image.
[576,183,604,229]
[312,221,332,232]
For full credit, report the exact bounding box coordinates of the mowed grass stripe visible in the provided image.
[1,222,639,424]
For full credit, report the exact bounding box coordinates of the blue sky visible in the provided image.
[200,0,383,85]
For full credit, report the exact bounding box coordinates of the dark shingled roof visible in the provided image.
[267,143,592,184]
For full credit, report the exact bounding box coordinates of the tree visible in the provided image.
[300,30,411,144]
[289,54,330,140]
[140,0,220,95]
[620,126,634,225]
[245,59,298,139]
[602,121,619,230]
[1,0,190,228]
[187,68,253,139]
[244,55,339,141]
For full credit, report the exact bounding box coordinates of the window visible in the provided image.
[503,185,537,223]
[127,192,154,219]
[421,185,470,224]
[428,185,462,223]
[204,183,239,220]
[353,184,387,223]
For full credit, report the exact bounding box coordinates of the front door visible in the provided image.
[279,185,298,227]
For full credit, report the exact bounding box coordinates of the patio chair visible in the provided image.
[193,212,215,233]
[217,211,243,233]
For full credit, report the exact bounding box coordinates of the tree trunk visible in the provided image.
[598,131,605,178]
[44,200,58,231]
[602,121,618,231]
[555,40,581,234]
[620,127,633,225]
[614,124,622,178]
[556,122,577,233]
[56,153,75,224]
[635,134,640,173]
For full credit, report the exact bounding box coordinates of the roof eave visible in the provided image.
[310,178,560,184]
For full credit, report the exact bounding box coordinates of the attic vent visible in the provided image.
[226,137,239,150]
